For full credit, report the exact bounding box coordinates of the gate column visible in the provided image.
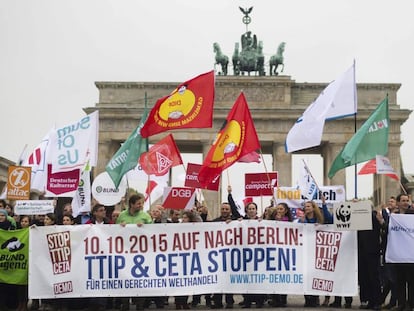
[323,143,346,192]
[273,143,292,188]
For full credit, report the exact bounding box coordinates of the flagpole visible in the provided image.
[226,169,230,187]
[353,59,358,199]
[399,180,407,194]
[259,149,276,204]
[375,174,380,206]
[125,174,130,205]
[353,113,358,199]
[302,159,321,192]
[17,144,28,166]
[144,92,153,208]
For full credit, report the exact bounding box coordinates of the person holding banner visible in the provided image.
[0,208,16,230]
[85,204,113,225]
[267,203,293,307]
[174,211,197,310]
[298,195,332,225]
[0,208,19,311]
[387,194,414,311]
[116,194,153,226]
[379,197,398,309]
[356,202,385,311]
[210,196,239,309]
[228,186,267,309]
[116,193,152,311]
[298,195,333,308]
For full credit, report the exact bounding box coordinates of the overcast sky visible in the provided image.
[1,0,412,200]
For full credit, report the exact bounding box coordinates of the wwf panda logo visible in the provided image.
[336,204,351,222]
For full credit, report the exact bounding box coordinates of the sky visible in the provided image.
[1,0,413,202]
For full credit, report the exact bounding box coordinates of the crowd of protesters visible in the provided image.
[0,189,413,311]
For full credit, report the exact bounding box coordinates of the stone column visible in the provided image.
[378,143,402,203]
[95,139,119,177]
[273,143,291,188]
[323,144,346,190]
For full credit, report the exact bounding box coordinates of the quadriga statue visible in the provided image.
[232,31,265,76]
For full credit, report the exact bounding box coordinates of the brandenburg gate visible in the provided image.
[85,75,410,215]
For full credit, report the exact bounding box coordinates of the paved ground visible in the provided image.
[29,295,365,311]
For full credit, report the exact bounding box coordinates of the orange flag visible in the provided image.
[139,134,183,176]
[140,71,215,138]
[198,92,261,187]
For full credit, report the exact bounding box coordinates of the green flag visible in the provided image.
[328,97,389,178]
[105,109,149,188]
[0,228,29,285]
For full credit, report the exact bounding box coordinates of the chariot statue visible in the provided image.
[213,6,286,77]
[231,7,265,76]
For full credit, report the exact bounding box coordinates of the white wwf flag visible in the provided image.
[49,111,99,173]
[71,163,92,217]
[376,155,398,179]
[285,63,357,153]
[297,159,318,200]
[23,129,53,192]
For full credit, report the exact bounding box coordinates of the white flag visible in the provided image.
[23,129,53,192]
[71,164,92,217]
[297,160,318,200]
[376,155,399,179]
[285,63,357,153]
[49,111,99,173]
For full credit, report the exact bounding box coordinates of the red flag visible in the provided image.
[238,151,261,163]
[184,163,220,191]
[140,71,215,138]
[358,158,399,181]
[139,134,183,176]
[198,92,261,186]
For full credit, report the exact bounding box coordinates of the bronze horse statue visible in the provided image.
[213,42,229,76]
[269,42,286,76]
[232,42,240,75]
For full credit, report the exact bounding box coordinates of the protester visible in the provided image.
[267,203,293,307]
[174,211,197,310]
[210,187,240,309]
[116,193,152,311]
[387,194,414,311]
[61,213,75,225]
[85,204,113,224]
[168,209,181,223]
[228,185,266,309]
[111,209,121,224]
[380,197,398,309]
[0,209,16,230]
[297,195,335,308]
